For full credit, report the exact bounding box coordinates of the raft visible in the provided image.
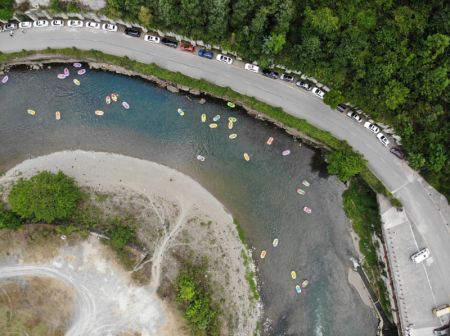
[302,180,310,187]
[57,73,66,79]
[105,96,111,104]
[266,137,274,145]
[295,285,302,294]
[111,93,118,102]
[282,149,291,156]
[291,271,297,279]
[260,250,267,259]
[95,110,104,116]
[201,114,206,122]
[209,123,218,128]
[55,111,61,120]
[63,68,69,76]
[73,79,80,86]
[177,108,185,116]
[122,101,130,109]
[228,121,234,129]
[301,279,309,288]
[77,69,86,75]
[27,109,36,116]
[2,75,9,84]
[296,188,305,195]
[73,62,82,68]
[228,133,237,139]
[227,102,235,108]
[196,155,205,162]
[272,238,279,247]
[213,115,220,122]
[228,117,237,123]
[303,207,312,214]
[243,153,250,161]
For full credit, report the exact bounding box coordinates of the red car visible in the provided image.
[180,43,195,52]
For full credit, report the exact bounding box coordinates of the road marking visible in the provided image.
[391,180,411,194]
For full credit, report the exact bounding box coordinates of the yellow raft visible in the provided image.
[27,109,36,116]
[73,79,80,86]
[291,271,297,279]
[229,133,237,139]
[55,111,61,120]
[201,114,206,122]
[243,153,250,161]
[209,123,218,129]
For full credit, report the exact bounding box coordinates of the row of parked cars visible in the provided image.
[1,19,405,159]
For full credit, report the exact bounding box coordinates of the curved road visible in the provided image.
[1,26,449,327]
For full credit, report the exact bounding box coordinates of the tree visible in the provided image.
[326,147,366,182]
[138,6,152,27]
[263,32,286,55]
[384,80,409,110]
[8,171,82,223]
[0,207,22,230]
[304,6,339,34]
[0,0,14,20]
[206,0,230,41]
[324,89,345,108]
[109,223,134,249]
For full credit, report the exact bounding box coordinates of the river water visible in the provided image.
[0,65,377,335]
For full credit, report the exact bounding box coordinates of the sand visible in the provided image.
[0,150,261,335]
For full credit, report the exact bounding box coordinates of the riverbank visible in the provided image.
[0,150,262,335]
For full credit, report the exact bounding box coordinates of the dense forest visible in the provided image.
[105,0,450,198]
[3,0,449,197]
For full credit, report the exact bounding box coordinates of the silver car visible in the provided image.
[363,122,380,134]
[68,20,83,28]
[33,20,49,28]
[377,132,390,147]
[216,54,233,65]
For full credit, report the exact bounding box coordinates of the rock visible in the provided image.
[177,84,190,92]
[167,85,179,93]
[189,88,200,95]
[199,98,206,104]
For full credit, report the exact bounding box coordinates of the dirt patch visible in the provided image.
[0,275,75,336]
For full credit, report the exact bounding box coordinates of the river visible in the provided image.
[0,65,377,335]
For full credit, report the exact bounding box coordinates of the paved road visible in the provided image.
[1,26,449,329]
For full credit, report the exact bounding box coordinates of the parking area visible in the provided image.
[380,196,450,335]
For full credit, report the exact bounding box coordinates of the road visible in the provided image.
[1,26,449,330]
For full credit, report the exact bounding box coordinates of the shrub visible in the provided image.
[0,206,22,230]
[326,147,366,182]
[8,171,82,223]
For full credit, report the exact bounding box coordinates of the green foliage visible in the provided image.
[108,221,135,250]
[0,206,22,230]
[48,0,83,13]
[323,89,345,109]
[138,6,152,27]
[176,265,219,334]
[326,147,366,182]
[8,171,83,223]
[0,0,14,20]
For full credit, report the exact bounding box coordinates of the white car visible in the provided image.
[377,132,390,147]
[144,34,160,43]
[102,23,117,32]
[34,20,49,28]
[51,20,64,27]
[86,21,100,29]
[244,63,259,73]
[19,22,33,29]
[216,54,233,65]
[363,122,380,134]
[312,87,325,99]
[410,248,430,263]
[68,20,83,28]
[346,111,363,123]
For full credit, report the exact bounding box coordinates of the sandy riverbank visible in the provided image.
[0,150,261,335]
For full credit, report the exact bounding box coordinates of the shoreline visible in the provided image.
[0,150,262,335]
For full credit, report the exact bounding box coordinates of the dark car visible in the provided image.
[280,73,295,82]
[198,48,214,59]
[124,27,141,37]
[161,37,178,48]
[180,42,195,52]
[390,147,405,160]
[295,80,312,91]
[262,69,279,79]
[336,104,348,113]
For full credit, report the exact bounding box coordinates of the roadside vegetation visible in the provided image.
[343,177,391,318]
[98,0,449,200]
[176,263,220,335]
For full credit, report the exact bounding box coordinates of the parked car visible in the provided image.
[216,54,233,64]
[124,27,141,37]
[102,23,117,32]
[180,43,195,52]
[312,87,325,99]
[3,22,17,31]
[262,69,279,79]
[363,122,380,134]
[68,20,83,28]
[34,20,49,28]
[390,147,405,159]
[410,248,430,263]
[86,21,100,29]
[197,49,214,59]
[280,73,294,82]
[336,104,348,113]
[144,34,160,43]
[161,37,178,48]
[296,80,312,90]
[19,21,33,29]
[51,19,64,27]
[244,63,259,73]
[377,132,390,147]
[346,111,363,123]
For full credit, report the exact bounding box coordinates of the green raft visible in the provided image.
[227,102,236,108]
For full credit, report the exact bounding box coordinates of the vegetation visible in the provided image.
[0,0,14,20]
[47,0,85,14]
[343,177,391,318]
[176,264,219,335]
[0,205,22,230]
[8,171,83,223]
[99,0,449,198]
[326,147,366,182]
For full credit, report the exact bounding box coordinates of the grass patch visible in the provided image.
[343,176,392,319]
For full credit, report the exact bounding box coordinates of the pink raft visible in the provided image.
[73,63,82,68]
[63,68,70,76]
[303,207,312,214]
[77,69,86,75]
[1,75,9,84]
[282,149,291,156]
[122,101,130,109]
[57,73,66,79]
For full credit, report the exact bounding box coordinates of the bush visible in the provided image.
[0,0,14,20]
[0,206,22,230]
[8,171,83,223]
[108,221,135,250]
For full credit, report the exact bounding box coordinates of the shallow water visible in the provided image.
[0,65,377,335]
